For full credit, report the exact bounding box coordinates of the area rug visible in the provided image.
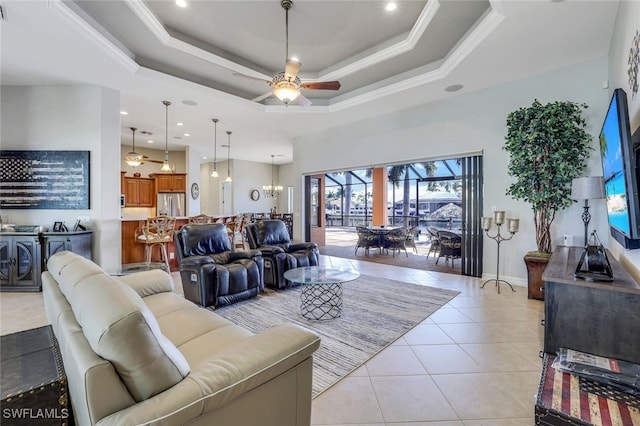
[212,275,459,398]
[319,244,461,275]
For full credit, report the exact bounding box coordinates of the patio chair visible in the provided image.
[405,226,419,254]
[427,226,441,259]
[436,229,462,266]
[355,226,379,256]
[382,227,408,257]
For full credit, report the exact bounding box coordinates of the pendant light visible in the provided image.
[160,100,173,172]
[211,118,219,178]
[263,154,283,198]
[124,127,143,167]
[225,131,232,182]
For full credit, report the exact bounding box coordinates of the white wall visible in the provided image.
[292,58,610,284]
[199,159,285,216]
[185,145,202,216]
[604,1,640,282]
[1,85,122,271]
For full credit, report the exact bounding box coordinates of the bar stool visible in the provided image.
[134,216,176,270]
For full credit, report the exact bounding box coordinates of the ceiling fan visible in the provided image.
[234,0,341,107]
[124,128,164,166]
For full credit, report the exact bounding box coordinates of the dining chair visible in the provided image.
[436,229,462,266]
[188,214,214,223]
[134,216,176,270]
[382,227,408,257]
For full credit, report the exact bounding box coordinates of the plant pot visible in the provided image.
[524,251,552,300]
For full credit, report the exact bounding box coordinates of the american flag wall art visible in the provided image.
[0,150,90,209]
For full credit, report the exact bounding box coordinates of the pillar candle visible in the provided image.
[482,217,492,231]
[508,218,519,233]
[494,211,505,225]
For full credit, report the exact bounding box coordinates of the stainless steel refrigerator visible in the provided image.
[157,193,185,217]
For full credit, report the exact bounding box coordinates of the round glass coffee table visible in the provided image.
[284,266,360,320]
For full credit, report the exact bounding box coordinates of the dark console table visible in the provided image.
[542,246,640,364]
[0,230,92,292]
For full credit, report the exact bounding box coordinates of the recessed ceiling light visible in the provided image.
[174,136,183,140]
[445,84,464,92]
[385,2,397,12]
[176,0,187,8]
[176,122,183,126]
[147,140,154,144]
[184,133,190,137]
[182,100,198,106]
[202,156,207,160]
[120,111,128,115]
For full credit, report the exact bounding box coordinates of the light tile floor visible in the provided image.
[311,254,544,426]
[0,245,545,425]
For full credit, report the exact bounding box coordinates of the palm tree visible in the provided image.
[388,162,437,227]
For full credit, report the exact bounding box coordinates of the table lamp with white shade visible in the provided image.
[571,176,605,247]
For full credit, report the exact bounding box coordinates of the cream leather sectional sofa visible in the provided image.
[42,251,320,426]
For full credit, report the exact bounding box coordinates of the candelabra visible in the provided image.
[480,211,519,294]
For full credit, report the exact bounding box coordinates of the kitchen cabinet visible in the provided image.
[0,235,42,291]
[150,173,186,193]
[123,176,155,207]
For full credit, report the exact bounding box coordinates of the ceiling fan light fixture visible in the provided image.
[125,154,143,167]
[273,84,300,105]
[125,126,144,167]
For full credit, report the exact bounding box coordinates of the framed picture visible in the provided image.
[0,150,90,209]
[53,221,64,232]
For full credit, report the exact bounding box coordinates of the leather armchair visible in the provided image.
[174,223,264,308]
[246,219,319,289]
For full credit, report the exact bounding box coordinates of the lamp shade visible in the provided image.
[571,176,605,200]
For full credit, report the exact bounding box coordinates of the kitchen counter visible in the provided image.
[121,218,188,272]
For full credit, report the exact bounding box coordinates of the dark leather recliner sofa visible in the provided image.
[246,219,319,289]
[174,223,264,308]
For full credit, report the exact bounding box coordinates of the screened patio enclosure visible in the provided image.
[324,159,463,229]
[320,156,483,277]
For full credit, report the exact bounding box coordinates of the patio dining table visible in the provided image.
[366,225,402,253]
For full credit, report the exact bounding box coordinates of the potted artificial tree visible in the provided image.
[504,99,592,300]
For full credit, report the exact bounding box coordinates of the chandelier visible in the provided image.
[263,154,283,198]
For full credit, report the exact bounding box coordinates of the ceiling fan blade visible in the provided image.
[284,58,300,80]
[252,91,274,102]
[145,159,165,164]
[300,81,341,91]
[233,72,271,84]
[296,93,312,107]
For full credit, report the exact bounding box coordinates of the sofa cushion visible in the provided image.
[46,252,190,402]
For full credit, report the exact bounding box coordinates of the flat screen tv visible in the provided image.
[599,88,640,249]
